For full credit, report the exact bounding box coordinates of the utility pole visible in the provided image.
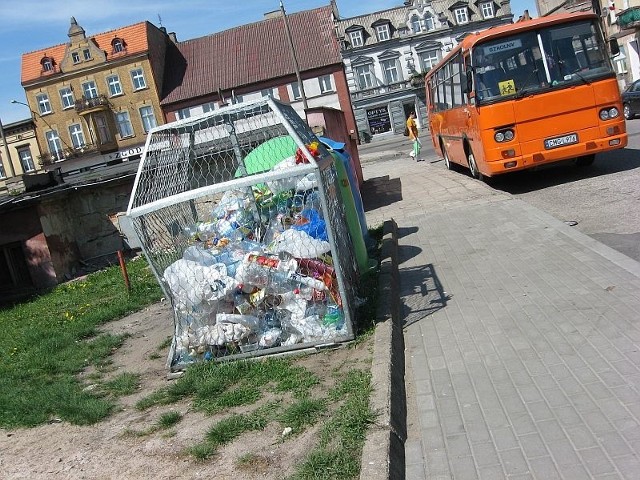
[280,0,308,111]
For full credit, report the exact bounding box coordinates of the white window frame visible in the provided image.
[72,52,80,64]
[349,30,364,47]
[424,15,435,31]
[69,124,86,149]
[113,40,124,53]
[381,59,400,84]
[411,15,422,33]
[355,65,374,89]
[36,93,52,115]
[45,130,64,159]
[202,102,216,113]
[376,24,390,42]
[420,51,440,71]
[115,111,134,138]
[454,8,469,24]
[59,87,74,109]
[82,81,98,99]
[83,49,91,61]
[291,82,302,100]
[0,163,5,179]
[139,106,157,133]
[318,75,333,93]
[107,75,123,96]
[261,89,272,98]
[18,147,35,173]
[43,59,53,72]
[176,108,191,120]
[131,68,147,90]
[480,2,495,19]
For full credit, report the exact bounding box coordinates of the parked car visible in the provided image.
[622,79,640,120]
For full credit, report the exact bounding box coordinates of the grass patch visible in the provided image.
[158,410,182,429]
[278,398,327,433]
[99,372,140,398]
[0,257,162,428]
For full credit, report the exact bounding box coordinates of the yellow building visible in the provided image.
[0,118,42,194]
[19,17,172,176]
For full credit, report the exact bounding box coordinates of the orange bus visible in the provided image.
[425,12,627,180]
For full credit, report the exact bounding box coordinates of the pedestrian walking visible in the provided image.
[406,112,422,161]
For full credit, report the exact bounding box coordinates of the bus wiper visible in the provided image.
[515,68,542,98]
[569,69,590,85]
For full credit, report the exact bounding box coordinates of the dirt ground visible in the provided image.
[0,300,373,480]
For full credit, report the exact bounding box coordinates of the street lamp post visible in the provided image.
[0,116,17,178]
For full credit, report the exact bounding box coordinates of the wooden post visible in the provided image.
[117,250,131,292]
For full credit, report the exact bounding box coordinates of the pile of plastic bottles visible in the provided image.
[163,173,347,364]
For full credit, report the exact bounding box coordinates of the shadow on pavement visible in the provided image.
[489,147,640,194]
[399,260,450,328]
[361,175,402,211]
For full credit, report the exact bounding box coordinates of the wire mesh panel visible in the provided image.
[127,98,359,370]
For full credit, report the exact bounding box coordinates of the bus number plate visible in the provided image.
[544,133,578,149]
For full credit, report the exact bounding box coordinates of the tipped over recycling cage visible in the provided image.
[126,98,361,371]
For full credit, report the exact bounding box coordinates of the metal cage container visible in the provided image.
[126,98,359,370]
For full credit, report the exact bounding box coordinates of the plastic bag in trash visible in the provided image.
[163,259,237,309]
[270,229,331,258]
[291,209,328,241]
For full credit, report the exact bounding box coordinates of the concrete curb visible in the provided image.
[360,218,406,480]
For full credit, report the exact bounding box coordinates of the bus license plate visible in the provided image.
[544,133,578,149]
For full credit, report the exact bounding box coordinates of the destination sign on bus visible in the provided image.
[484,39,523,55]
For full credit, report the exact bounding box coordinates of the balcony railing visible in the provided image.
[75,95,110,114]
[350,79,419,101]
[618,6,640,29]
[37,144,98,166]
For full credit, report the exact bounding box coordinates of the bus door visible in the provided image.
[436,51,469,164]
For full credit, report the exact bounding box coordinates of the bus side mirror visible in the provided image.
[609,38,620,56]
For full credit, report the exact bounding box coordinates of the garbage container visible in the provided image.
[126,98,360,370]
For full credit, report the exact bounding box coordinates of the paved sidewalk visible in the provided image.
[360,150,640,480]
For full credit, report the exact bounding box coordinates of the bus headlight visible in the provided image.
[600,107,619,120]
[494,129,514,143]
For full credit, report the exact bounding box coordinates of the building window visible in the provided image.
[454,8,469,24]
[231,93,243,104]
[139,106,157,133]
[69,124,86,149]
[176,108,191,120]
[115,111,134,138]
[202,102,216,113]
[112,39,125,53]
[411,15,422,33]
[349,30,364,47]
[291,82,302,100]
[420,51,440,71]
[131,68,147,90]
[355,65,374,89]
[83,49,91,61]
[36,93,52,115]
[18,148,35,172]
[480,2,495,18]
[318,75,333,93]
[45,130,64,160]
[381,59,400,84]
[0,163,5,178]
[42,58,53,72]
[261,89,272,98]
[82,81,98,99]
[72,52,81,64]
[424,14,435,31]
[59,87,74,109]
[376,24,390,42]
[107,75,123,96]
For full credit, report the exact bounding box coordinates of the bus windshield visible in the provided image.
[473,19,613,103]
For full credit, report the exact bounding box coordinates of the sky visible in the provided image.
[0,0,536,125]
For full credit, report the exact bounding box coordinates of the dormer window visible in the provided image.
[480,2,495,18]
[349,30,364,47]
[454,7,469,24]
[411,15,421,33]
[376,24,390,41]
[111,38,125,53]
[41,56,54,72]
[425,13,436,31]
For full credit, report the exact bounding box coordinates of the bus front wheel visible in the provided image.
[467,148,483,181]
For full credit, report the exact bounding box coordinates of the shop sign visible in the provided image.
[107,146,143,162]
[366,106,391,134]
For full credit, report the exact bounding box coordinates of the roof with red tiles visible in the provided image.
[160,5,341,105]
[21,21,152,85]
